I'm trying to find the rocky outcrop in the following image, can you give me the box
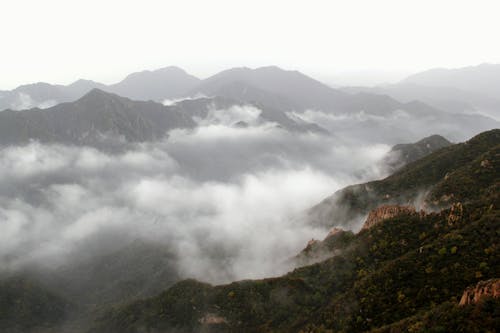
[199,313,228,325]
[459,278,500,306]
[361,205,418,230]
[324,227,344,240]
[447,202,464,225]
[303,239,320,252]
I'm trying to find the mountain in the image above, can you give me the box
[0,89,328,148]
[1,65,497,145]
[38,240,180,311]
[0,89,196,147]
[187,67,498,143]
[0,67,200,111]
[169,95,328,134]
[341,63,500,120]
[107,66,200,102]
[88,129,500,333]
[382,134,452,171]
[191,66,354,112]
[342,82,500,119]
[307,129,499,229]
[402,63,500,98]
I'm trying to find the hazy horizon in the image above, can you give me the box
[2,0,500,89]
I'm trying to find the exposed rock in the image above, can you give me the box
[324,227,344,240]
[199,313,228,325]
[362,205,418,230]
[304,239,320,251]
[480,159,492,168]
[447,202,464,225]
[459,278,500,306]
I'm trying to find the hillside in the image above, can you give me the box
[308,129,499,229]
[382,134,452,172]
[0,276,71,332]
[88,129,500,333]
[0,89,196,147]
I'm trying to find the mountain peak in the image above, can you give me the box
[68,79,102,87]
[77,88,124,104]
[122,66,197,81]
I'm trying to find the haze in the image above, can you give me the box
[1,0,500,88]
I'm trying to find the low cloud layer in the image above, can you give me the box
[290,109,496,143]
[8,92,58,110]
[0,117,390,283]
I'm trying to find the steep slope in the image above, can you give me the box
[0,276,71,332]
[308,129,499,229]
[88,129,500,333]
[0,89,196,147]
[42,240,181,309]
[382,134,452,171]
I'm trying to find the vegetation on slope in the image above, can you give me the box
[0,277,71,332]
[89,129,500,333]
[307,129,500,229]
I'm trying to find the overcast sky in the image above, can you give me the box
[1,0,499,89]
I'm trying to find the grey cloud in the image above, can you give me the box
[0,118,389,284]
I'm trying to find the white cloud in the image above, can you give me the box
[0,121,390,283]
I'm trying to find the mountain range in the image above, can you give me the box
[342,63,500,120]
[0,65,498,147]
[0,66,199,111]
[1,129,497,333]
[0,64,499,333]
[87,129,500,333]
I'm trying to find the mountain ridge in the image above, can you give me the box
[87,129,500,333]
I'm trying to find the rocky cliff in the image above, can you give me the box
[362,205,419,230]
[459,278,500,306]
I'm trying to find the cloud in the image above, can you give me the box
[290,108,497,143]
[194,104,263,126]
[10,92,57,110]
[0,118,390,284]
[162,93,208,106]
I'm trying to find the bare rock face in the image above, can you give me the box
[459,278,500,306]
[199,313,228,325]
[304,239,320,252]
[362,205,417,230]
[324,227,344,240]
[447,202,464,225]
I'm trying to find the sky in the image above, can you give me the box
[1,0,499,89]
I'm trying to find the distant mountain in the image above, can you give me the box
[89,129,500,333]
[191,66,354,112]
[108,66,200,102]
[0,67,200,111]
[0,89,196,147]
[1,65,497,144]
[188,67,498,142]
[382,134,452,171]
[402,63,500,98]
[0,89,327,147]
[342,82,500,119]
